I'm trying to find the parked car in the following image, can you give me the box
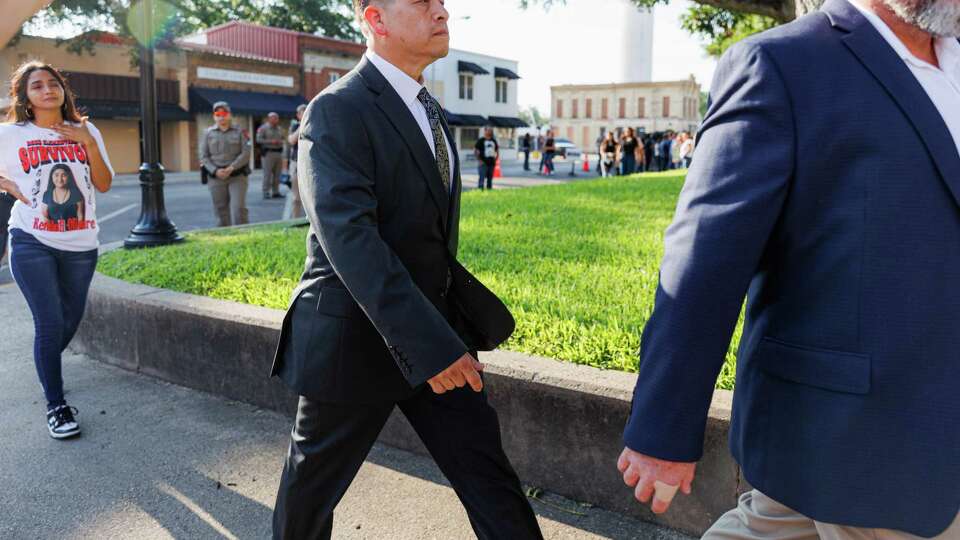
[553,138,582,161]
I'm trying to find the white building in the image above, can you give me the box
[424,49,527,161]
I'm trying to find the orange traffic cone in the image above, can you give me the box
[582,156,590,172]
[494,157,502,178]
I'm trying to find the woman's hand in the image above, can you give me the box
[51,117,96,147]
[0,174,30,205]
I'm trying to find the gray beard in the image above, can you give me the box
[881,0,960,37]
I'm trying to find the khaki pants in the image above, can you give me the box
[262,151,283,196]
[208,175,248,227]
[704,490,960,540]
[289,158,303,219]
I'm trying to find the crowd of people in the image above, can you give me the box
[598,129,695,176]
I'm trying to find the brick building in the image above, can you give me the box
[551,77,702,151]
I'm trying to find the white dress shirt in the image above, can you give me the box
[366,51,455,186]
[849,0,960,155]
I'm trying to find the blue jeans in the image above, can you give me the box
[9,229,98,408]
[543,152,555,174]
[621,155,636,176]
[478,162,495,189]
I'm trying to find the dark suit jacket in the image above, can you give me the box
[271,56,514,404]
[624,0,960,535]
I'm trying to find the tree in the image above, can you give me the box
[680,5,779,58]
[519,106,549,128]
[18,0,359,55]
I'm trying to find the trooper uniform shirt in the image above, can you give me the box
[256,124,285,151]
[200,125,250,174]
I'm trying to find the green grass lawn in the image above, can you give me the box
[98,170,741,390]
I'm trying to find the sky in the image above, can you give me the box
[26,0,718,114]
[444,0,718,112]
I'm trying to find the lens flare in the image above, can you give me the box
[127,0,179,48]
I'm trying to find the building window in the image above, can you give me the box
[618,98,626,119]
[459,74,474,100]
[572,99,579,119]
[663,96,670,118]
[495,79,508,103]
[556,99,564,118]
[585,98,592,119]
[582,126,590,149]
[329,72,340,84]
[566,126,574,140]
[638,97,646,118]
[602,98,609,119]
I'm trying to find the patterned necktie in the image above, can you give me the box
[416,88,451,193]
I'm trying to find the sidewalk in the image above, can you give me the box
[0,283,693,540]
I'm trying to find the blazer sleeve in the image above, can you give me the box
[623,41,796,462]
[298,92,468,387]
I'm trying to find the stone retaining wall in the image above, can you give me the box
[73,273,745,536]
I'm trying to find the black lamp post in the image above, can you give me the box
[124,0,182,248]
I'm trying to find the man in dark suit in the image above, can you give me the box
[618,0,960,537]
[269,1,543,539]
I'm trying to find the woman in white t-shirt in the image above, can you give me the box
[0,61,114,439]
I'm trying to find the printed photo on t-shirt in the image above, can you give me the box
[17,136,96,233]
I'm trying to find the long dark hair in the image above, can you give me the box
[6,61,83,124]
[43,164,81,204]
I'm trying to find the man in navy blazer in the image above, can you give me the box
[618,0,960,537]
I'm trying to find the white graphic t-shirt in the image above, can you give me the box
[0,121,113,252]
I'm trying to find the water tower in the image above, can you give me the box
[618,1,654,83]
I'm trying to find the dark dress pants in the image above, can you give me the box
[273,383,544,540]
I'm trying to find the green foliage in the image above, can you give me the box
[680,4,778,58]
[518,0,667,10]
[20,0,359,56]
[519,106,549,128]
[98,173,743,390]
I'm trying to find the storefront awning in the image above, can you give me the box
[443,109,464,125]
[78,100,192,121]
[457,61,489,75]
[488,116,528,128]
[189,87,307,117]
[446,112,488,127]
[494,67,521,80]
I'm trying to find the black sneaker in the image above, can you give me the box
[47,405,80,439]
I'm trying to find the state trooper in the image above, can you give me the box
[199,101,251,227]
[256,111,285,200]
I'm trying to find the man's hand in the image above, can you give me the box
[215,168,230,180]
[427,353,484,394]
[617,447,696,514]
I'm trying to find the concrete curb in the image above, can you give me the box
[73,273,744,536]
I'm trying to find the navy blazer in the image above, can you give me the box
[624,0,960,535]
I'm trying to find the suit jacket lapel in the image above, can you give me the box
[360,59,451,230]
[825,0,960,208]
